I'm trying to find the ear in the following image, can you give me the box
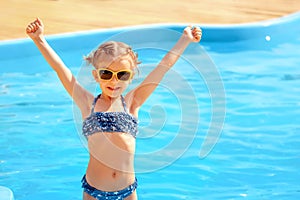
[92,70,99,82]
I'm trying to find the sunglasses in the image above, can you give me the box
[96,68,133,81]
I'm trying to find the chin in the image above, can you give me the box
[103,88,124,98]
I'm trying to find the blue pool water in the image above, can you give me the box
[1,12,300,199]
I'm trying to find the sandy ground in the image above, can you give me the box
[1,0,300,41]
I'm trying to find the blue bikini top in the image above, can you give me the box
[82,94,138,138]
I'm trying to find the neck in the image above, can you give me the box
[100,93,121,102]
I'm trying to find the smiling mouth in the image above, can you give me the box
[107,86,121,91]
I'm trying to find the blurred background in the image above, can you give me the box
[1,0,300,40]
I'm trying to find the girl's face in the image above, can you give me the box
[93,54,135,98]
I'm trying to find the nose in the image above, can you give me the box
[110,74,118,82]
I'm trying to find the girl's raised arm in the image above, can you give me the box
[127,26,202,114]
[26,18,93,117]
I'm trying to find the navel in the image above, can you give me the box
[112,171,117,178]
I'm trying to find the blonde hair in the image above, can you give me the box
[84,41,141,70]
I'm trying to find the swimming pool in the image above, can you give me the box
[1,12,300,199]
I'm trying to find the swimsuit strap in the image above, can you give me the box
[121,95,128,113]
[91,94,128,113]
[91,94,101,113]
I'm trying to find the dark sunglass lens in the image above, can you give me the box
[99,70,113,80]
[117,71,131,81]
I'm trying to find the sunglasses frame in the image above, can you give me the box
[96,68,133,81]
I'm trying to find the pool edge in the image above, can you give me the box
[0,11,300,44]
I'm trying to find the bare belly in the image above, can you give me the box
[85,132,136,191]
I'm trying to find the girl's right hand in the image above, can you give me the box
[26,18,44,40]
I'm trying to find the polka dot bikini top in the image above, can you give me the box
[82,94,138,138]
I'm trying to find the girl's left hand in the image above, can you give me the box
[184,25,202,43]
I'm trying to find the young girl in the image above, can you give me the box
[26,18,202,200]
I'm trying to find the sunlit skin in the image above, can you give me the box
[26,18,202,200]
